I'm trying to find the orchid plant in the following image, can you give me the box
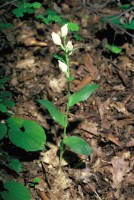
[38,24,99,169]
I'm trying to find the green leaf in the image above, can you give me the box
[26,8,35,14]
[8,158,22,172]
[7,118,46,151]
[0,103,7,112]
[32,2,42,9]
[63,136,93,155]
[33,177,40,183]
[120,4,132,10]
[101,15,134,30]
[0,123,7,140]
[0,77,9,87]
[105,44,122,54]
[68,22,79,32]
[46,9,58,17]
[53,54,66,63]
[0,22,13,31]
[100,15,120,24]
[38,100,65,127]
[12,7,26,18]
[50,15,61,23]
[69,84,99,107]
[1,181,31,200]
[73,33,83,41]
[121,20,134,30]
[35,13,44,20]
[67,76,74,82]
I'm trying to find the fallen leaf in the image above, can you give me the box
[111,156,130,189]
[16,58,35,69]
[23,37,47,47]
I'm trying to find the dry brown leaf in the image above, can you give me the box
[15,58,35,69]
[96,98,110,120]
[111,156,131,189]
[23,37,47,47]
[80,53,100,80]
[110,101,130,116]
[40,145,68,167]
[79,120,100,136]
[118,56,134,71]
[49,75,67,93]
[107,133,123,147]
[75,75,92,91]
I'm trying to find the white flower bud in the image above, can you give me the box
[61,24,68,37]
[58,60,68,73]
[66,41,73,52]
[51,32,62,46]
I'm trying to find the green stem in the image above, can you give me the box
[59,41,71,169]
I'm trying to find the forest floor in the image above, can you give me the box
[0,0,134,199]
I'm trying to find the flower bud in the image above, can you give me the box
[51,32,62,46]
[58,60,68,73]
[66,41,73,52]
[61,24,68,37]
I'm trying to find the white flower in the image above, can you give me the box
[51,32,62,46]
[61,24,68,37]
[66,41,73,52]
[58,60,68,73]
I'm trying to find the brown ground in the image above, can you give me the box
[0,0,134,200]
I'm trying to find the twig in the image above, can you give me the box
[77,0,134,38]
[0,0,17,8]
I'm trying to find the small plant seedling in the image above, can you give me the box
[38,24,99,169]
[12,1,42,18]
[29,177,41,188]
[105,43,122,54]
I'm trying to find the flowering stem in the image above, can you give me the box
[59,46,71,169]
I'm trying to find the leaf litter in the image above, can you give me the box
[0,0,134,199]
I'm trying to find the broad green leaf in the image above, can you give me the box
[101,15,134,30]
[63,136,93,155]
[26,8,35,14]
[121,20,134,30]
[105,44,122,54]
[12,7,25,18]
[0,22,13,31]
[8,158,22,172]
[1,181,31,200]
[32,2,42,9]
[46,9,58,17]
[38,100,65,127]
[0,103,7,112]
[35,13,44,20]
[51,15,61,23]
[0,77,9,87]
[68,22,79,32]
[100,15,120,25]
[120,4,132,10]
[69,84,99,107]
[0,123,7,140]
[73,33,83,41]
[7,118,46,151]
[0,91,12,98]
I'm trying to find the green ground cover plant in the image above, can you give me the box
[0,77,46,200]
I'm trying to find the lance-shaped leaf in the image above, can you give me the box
[69,84,99,107]
[38,100,65,127]
[63,136,93,155]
